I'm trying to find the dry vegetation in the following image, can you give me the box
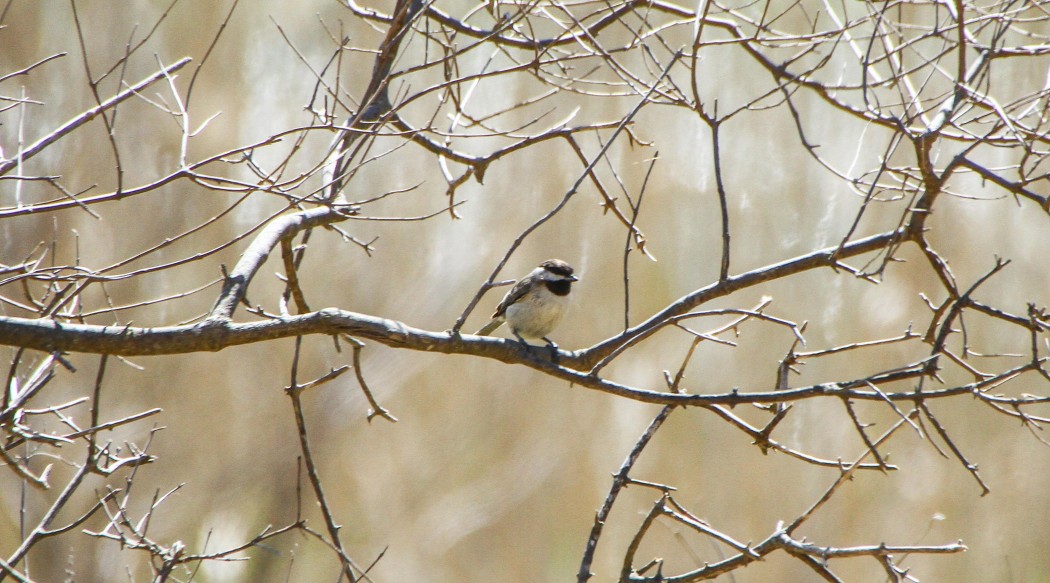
[2,0,1050,581]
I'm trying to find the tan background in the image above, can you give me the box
[2,1,1050,581]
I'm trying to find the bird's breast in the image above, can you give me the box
[504,291,569,338]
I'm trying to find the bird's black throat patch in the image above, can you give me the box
[545,279,573,296]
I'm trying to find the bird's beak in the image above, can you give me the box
[568,275,579,282]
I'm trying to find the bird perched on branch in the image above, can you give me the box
[476,259,578,351]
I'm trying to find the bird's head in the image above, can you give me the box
[539,259,578,283]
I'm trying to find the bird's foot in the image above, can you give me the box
[542,337,560,363]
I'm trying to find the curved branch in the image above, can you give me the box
[573,227,909,369]
[209,205,357,320]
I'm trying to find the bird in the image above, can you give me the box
[476,259,578,351]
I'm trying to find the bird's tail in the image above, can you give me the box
[476,318,504,336]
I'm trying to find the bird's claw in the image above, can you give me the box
[542,337,560,364]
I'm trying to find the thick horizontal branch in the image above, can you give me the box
[3,218,1011,409]
[0,205,1033,407]
[0,306,1034,407]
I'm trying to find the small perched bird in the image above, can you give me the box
[476,259,578,349]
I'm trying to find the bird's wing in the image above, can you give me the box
[491,277,531,318]
[476,279,528,336]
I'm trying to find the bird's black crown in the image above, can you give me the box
[541,259,574,277]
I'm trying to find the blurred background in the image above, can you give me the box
[2,1,1050,581]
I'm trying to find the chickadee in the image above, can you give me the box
[476,259,578,349]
